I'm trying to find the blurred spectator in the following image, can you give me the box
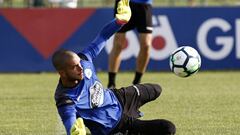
[1,0,12,7]
[104,0,113,6]
[200,0,208,6]
[48,0,61,7]
[25,0,45,8]
[23,0,46,7]
[48,0,78,8]
[63,0,78,8]
[0,0,3,7]
[188,0,195,6]
[33,0,45,7]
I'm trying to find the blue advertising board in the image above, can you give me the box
[0,7,239,72]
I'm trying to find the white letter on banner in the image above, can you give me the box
[197,18,234,60]
[150,15,178,60]
[105,31,139,60]
[236,19,240,59]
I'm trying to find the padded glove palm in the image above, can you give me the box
[71,118,86,135]
[116,0,131,24]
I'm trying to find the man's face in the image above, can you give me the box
[63,54,83,81]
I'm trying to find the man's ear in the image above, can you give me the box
[58,70,66,78]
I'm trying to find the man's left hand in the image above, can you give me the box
[71,118,86,135]
[115,0,131,24]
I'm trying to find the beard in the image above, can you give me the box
[66,72,83,82]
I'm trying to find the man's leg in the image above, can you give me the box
[129,119,176,135]
[108,33,126,88]
[113,83,162,118]
[129,84,176,135]
[134,83,161,106]
[111,83,169,134]
[133,33,152,84]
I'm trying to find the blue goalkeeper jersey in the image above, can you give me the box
[132,0,152,4]
[55,19,123,135]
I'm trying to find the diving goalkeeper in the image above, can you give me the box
[52,0,176,134]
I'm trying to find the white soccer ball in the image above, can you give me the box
[169,46,201,77]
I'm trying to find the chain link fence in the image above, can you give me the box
[1,0,240,8]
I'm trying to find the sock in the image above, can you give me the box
[108,72,116,88]
[133,71,143,85]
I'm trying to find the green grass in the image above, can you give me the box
[0,71,240,135]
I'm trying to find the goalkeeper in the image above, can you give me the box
[52,0,176,134]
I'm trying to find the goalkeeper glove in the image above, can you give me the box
[116,0,131,25]
[71,118,86,135]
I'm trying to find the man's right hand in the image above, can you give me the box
[115,0,131,25]
[71,118,86,135]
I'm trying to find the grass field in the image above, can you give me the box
[0,71,240,135]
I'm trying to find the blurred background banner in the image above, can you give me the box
[0,7,239,72]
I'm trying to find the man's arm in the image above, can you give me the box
[58,105,86,135]
[80,0,131,61]
[80,20,122,62]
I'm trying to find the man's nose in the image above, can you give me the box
[77,64,83,71]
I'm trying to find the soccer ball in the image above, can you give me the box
[169,46,201,77]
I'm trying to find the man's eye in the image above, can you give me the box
[68,65,75,69]
[74,65,79,69]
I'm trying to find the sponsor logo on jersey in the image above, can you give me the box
[89,81,104,108]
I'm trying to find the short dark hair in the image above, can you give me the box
[51,49,75,71]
